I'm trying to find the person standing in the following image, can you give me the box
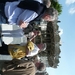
[0,0,56,28]
[1,57,46,75]
[1,59,36,75]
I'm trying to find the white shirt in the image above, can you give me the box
[5,0,43,26]
[26,44,40,57]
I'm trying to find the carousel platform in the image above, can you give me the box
[0,24,27,47]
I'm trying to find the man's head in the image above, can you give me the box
[43,0,51,8]
[42,7,58,21]
[35,62,46,71]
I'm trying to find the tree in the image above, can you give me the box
[50,0,62,15]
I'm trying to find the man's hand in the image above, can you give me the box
[19,20,28,28]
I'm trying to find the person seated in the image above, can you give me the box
[26,43,47,57]
[0,41,47,60]
[26,30,41,41]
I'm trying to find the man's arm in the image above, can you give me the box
[19,20,29,28]
[17,10,38,28]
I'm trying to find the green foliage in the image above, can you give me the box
[50,0,63,15]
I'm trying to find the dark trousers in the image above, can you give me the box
[0,42,9,55]
[0,3,8,24]
[0,0,18,3]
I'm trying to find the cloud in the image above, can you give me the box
[65,0,75,14]
[69,7,75,14]
[66,0,75,5]
[59,28,63,36]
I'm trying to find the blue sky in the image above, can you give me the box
[46,0,75,75]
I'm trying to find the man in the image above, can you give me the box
[1,57,45,75]
[1,59,36,75]
[24,43,47,57]
[43,0,51,8]
[0,0,56,29]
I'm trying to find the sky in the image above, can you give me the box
[46,0,75,75]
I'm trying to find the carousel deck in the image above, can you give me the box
[0,24,27,47]
[0,24,27,61]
